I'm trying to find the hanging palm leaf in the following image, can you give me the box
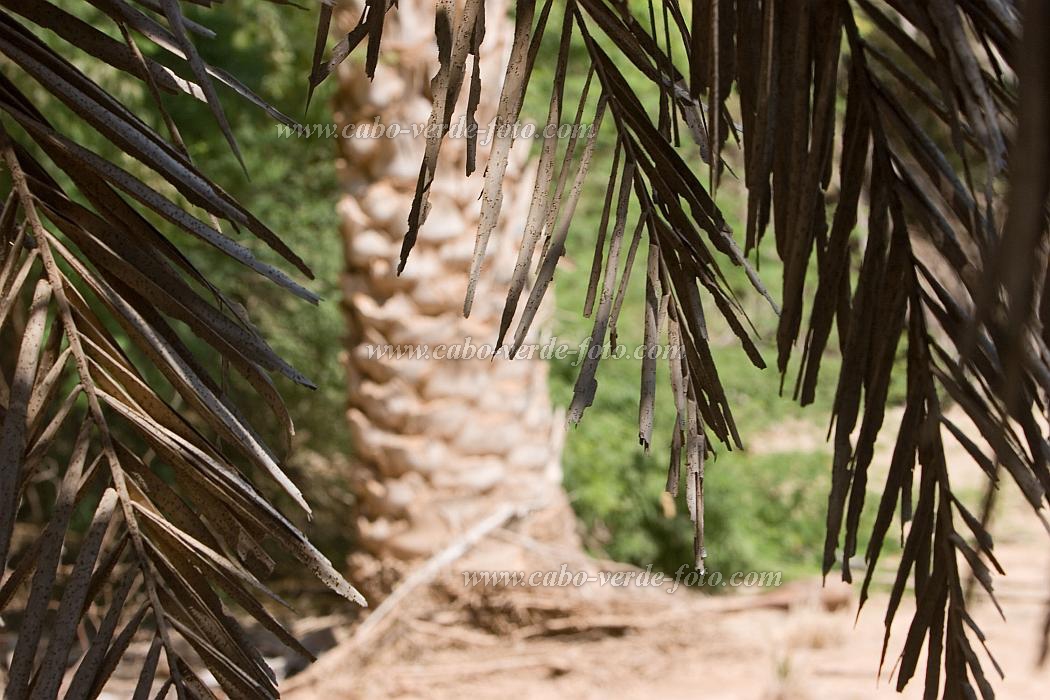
[0,1,364,698]
[312,0,1048,697]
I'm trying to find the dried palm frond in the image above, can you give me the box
[0,1,363,698]
[313,0,1048,696]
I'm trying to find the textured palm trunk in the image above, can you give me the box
[335,0,570,601]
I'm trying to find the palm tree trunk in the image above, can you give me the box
[335,0,571,601]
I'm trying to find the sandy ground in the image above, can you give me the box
[280,407,1050,699]
[281,529,1048,699]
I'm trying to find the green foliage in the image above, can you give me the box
[546,187,846,578]
[172,0,350,460]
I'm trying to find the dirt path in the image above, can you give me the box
[284,410,1050,699]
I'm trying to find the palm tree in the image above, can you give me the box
[0,1,1045,699]
[332,0,570,601]
[314,1,1049,697]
